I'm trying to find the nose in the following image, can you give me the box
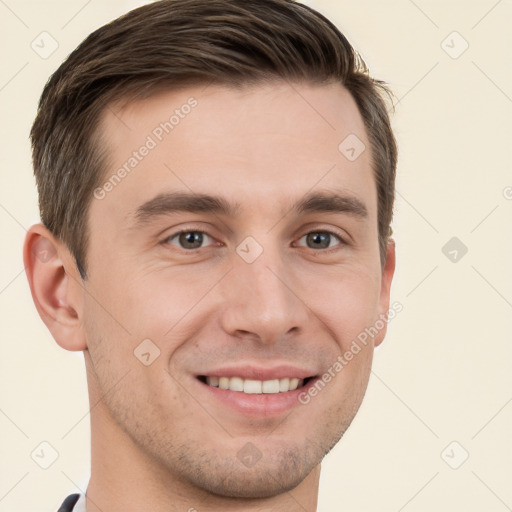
[218,240,309,344]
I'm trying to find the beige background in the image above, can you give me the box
[1,0,511,511]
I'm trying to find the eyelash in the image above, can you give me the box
[162,227,348,253]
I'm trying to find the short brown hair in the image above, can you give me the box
[31,0,397,280]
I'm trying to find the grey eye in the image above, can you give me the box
[297,231,342,250]
[166,231,213,250]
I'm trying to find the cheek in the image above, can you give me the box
[83,267,206,394]
[309,267,381,351]
[83,296,187,415]
[294,266,380,409]
[118,265,219,336]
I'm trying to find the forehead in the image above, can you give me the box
[93,81,376,227]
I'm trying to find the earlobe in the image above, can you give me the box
[23,224,87,351]
[374,238,396,348]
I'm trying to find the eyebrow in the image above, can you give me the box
[128,189,368,228]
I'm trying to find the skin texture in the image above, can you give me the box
[24,81,395,512]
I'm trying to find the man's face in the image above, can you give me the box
[82,81,394,497]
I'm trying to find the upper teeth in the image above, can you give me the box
[205,376,304,394]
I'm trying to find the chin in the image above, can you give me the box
[176,438,324,499]
[197,465,309,499]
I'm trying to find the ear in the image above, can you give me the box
[374,238,396,348]
[23,223,87,351]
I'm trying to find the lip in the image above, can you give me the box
[196,364,317,381]
[193,372,320,418]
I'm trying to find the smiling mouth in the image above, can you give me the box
[197,375,316,394]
